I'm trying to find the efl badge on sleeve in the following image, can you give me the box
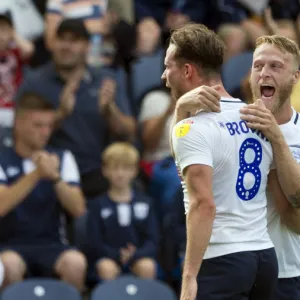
[175,123,191,138]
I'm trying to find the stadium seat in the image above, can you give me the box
[221,51,253,94]
[1,278,82,300]
[90,275,177,300]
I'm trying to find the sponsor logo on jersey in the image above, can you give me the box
[182,119,194,124]
[175,123,191,138]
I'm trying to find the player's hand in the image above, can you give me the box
[240,99,283,142]
[176,85,221,117]
[32,151,60,181]
[180,276,197,300]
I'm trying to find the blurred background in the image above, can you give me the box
[0,0,299,299]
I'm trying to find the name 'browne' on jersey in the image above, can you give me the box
[172,106,274,260]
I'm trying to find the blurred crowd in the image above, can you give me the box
[0,0,300,298]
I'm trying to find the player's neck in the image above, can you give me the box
[108,186,132,203]
[203,77,233,99]
[273,102,293,125]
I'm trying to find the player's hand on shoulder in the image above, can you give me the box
[176,85,221,117]
[32,151,60,181]
[240,99,283,142]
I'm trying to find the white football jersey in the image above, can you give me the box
[267,108,300,278]
[172,107,274,259]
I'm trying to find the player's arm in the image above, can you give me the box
[183,164,215,278]
[0,169,41,216]
[54,151,86,218]
[270,136,300,209]
[241,100,300,208]
[268,170,300,233]
[174,86,221,124]
[172,118,217,280]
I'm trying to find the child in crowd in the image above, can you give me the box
[0,10,34,127]
[87,142,159,280]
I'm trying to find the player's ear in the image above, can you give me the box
[292,69,300,85]
[184,63,193,79]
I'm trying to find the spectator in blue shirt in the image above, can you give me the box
[16,19,136,198]
[87,142,159,280]
[0,92,87,291]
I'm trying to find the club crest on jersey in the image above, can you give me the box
[175,123,191,138]
[218,121,226,129]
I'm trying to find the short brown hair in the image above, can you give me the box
[256,35,300,67]
[102,142,140,167]
[16,92,54,114]
[169,23,225,75]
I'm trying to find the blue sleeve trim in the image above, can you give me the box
[294,112,299,125]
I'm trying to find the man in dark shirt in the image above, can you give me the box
[16,19,136,198]
[0,92,86,291]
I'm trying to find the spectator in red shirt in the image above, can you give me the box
[0,10,34,127]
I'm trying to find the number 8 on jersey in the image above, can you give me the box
[236,138,262,201]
